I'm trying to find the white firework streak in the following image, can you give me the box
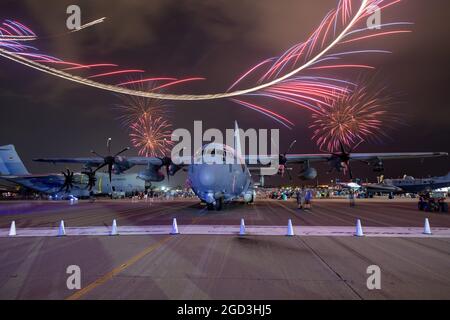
[0,0,372,101]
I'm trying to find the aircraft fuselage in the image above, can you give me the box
[186,143,255,208]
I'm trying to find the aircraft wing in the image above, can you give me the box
[119,157,165,166]
[0,174,65,191]
[33,157,166,166]
[363,183,404,193]
[34,152,447,166]
[33,157,105,165]
[245,154,326,164]
[344,152,448,161]
[283,152,448,163]
[246,152,447,164]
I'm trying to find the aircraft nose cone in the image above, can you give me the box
[199,166,216,187]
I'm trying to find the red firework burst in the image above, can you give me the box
[129,113,173,157]
[309,83,399,152]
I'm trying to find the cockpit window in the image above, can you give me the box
[194,143,243,165]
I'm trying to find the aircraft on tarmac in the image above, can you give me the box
[0,144,148,198]
[371,173,450,196]
[31,122,448,210]
[339,172,450,197]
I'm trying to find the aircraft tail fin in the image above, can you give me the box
[0,145,30,176]
[0,155,9,175]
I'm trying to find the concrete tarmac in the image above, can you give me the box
[0,198,449,299]
[1,198,450,228]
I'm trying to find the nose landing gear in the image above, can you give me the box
[207,197,223,211]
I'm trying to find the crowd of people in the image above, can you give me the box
[418,195,449,213]
[258,186,449,214]
[128,189,197,201]
[260,187,317,210]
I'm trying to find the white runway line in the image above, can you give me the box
[1,225,450,238]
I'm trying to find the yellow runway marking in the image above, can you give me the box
[65,235,173,300]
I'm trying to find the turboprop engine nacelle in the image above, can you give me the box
[112,156,133,174]
[137,166,165,182]
[299,167,318,180]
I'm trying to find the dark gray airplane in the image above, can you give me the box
[340,172,450,196]
[366,173,450,195]
[0,144,147,198]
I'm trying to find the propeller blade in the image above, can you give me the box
[86,180,94,190]
[286,140,297,154]
[278,140,297,181]
[114,147,130,157]
[348,165,354,180]
[82,170,97,191]
[107,138,112,156]
[287,168,292,181]
[58,169,75,193]
[91,140,131,179]
[108,163,113,183]
[91,150,104,158]
[93,162,107,173]
[339,140,346,154]
[159,157,172,181]
[89,178,96,190]
[350,139,364,153]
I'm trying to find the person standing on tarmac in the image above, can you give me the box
[296,189,303,210]
[349,189,356,207]
[304,188,313,210]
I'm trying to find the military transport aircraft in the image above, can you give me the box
[366,173,450,196]
[376,173,450,194]
[339,172,450,197]
[31,122,448,210]
[0,144,147,198]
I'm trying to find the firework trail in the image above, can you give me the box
[129,113,173,157]
[309,80,400,152]
[0,0,410,127]
[72,17,107,33]
[0,17,106,42]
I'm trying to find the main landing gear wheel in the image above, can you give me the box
[214,197,223,211]
[207,198,224,211]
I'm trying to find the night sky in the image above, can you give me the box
[1,0,449,185]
